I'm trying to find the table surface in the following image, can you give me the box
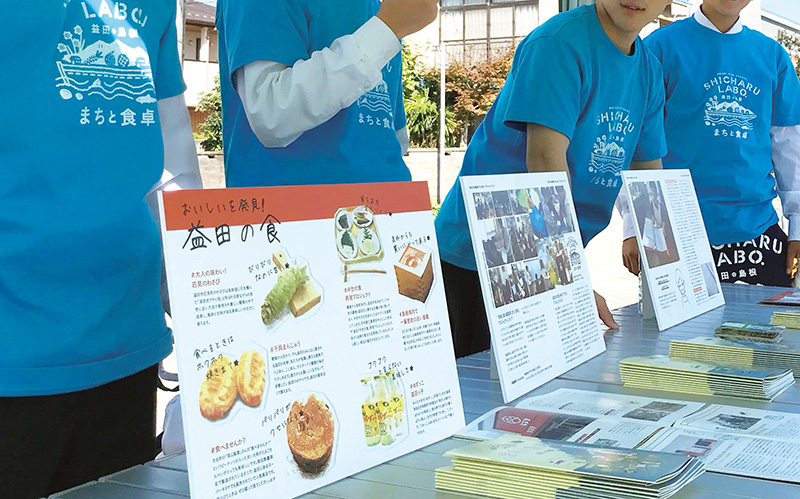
[52,283,800,499]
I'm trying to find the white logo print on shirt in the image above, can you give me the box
[588,107,635,188]
[702,73,760,139]
[357,60,395,130]
[55,1,157,128]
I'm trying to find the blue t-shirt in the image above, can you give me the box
[0,1,184,395]
[216,0,410,187]
[435,5,667,270]
[646,18,800,245]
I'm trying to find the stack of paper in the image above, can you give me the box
[436,434,705,499]
[760,290,800,306]
[670,336,800,377]
[713,321,784,343]
[619,355,794,401]
[771,311,800,329]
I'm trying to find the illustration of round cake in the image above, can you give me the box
[286,394,335,476]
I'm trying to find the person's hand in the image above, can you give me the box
[595,291,619,329]
[786,240,800,277]
[377,0,439,40]
[622,237,640,276]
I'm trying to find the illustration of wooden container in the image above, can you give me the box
[394,246,433,302]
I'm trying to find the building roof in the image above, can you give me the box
[762,0,800,26]
[186,0,215,27]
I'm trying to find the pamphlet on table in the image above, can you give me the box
[771,311,800,329]
[619,355,794,401]
[159,182,464,499]
[461,172,606,402]
[622,169,724,330]
[457,388,704,447]
[458,388,800,483]
[436,433,705,499]
[642,404,800,482]
[670,336,800,375]
[761,289,800,306]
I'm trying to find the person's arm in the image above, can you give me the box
[146,94,203,314]
[630,159,662,170]
[235,0,437,148]
[525,123,569,174]
[771,125,800,275]
[525,123,618,329]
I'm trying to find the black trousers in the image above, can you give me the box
[442,260,492,358]
[0,365,159,498]
[711,223,793,287]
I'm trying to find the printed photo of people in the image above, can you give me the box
[509,189,530,215]
[471,187,579,307]
[491,190,513,217]
[526,188,549,239]
[473,192,495,220]
[629,181,680,269]
[540,186,575,237]
[524,258,553,295]
[549,236,574,286]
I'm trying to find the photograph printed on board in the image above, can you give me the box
[629,181,680,269]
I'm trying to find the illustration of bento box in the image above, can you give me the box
[335,205,384,263]
[394,246,433,302]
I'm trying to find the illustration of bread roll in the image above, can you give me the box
[199,356,238,421]
[236,350,265,407]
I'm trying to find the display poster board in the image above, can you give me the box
[622,169,724,330]
[461,172,606,402]
[159,182,464,499]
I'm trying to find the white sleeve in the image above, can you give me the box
[771,125,800,241]
[615,190,636,240]
[146,93,203,314]
[235,16,402,148]
[397,125,409,156]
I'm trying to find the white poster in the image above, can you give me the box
[159,182,464,499]
[622,169,724,330]
[461,172,606,402]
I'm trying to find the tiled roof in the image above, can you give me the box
[186,0,216,27]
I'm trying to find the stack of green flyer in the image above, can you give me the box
[435,434,705,499]
[619,355,794,401]
[713,321,784,343]
[669,336,800,376]
[771,311,800,329]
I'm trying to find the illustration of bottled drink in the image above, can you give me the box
[360,377,381,446]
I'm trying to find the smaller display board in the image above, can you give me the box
[622,169,724,330]
[461,172,606,402]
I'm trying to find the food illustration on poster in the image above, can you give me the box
[260,250,323,328]
[361,371,407,447]
[336,205,384,263]
[160,182,464,499]
[395,245,434,303]
[286,393,338,479]
[199,349,267,422]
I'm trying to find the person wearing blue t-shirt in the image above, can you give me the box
[435,0,670,358]
[621,0,800,287]
[216,0,438,188]
[0,2,201,497]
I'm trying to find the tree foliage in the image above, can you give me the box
[443,47,515,137]
[777,30,800,81]
[414,46,515,145]
[197,76,223,151]
[402,44,461,147]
